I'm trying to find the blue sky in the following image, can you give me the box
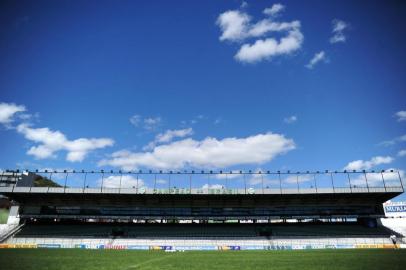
[0,1,405,198]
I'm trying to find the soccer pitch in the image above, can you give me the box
[0,249,405,270]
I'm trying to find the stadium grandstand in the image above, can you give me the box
[0,169,405,250]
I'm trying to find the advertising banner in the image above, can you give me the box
[218,246,241,251]
[269,245,292,250]
[37,244,61,248]
[127,245,150,250]
[104,245,126,250]
[14,244,37,249]
[150,246,173,251]
[175,246,217,251]
[240,246,267,250]
[336,244,355,249]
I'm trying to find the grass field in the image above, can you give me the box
[0,249,405,270]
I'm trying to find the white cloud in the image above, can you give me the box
[235,27,303,63]
[284,115,297,124]
[343,156,394,171]
[247,20,301,39]
[379,134,406,147]
[101,175,145,188]
[217,10,251,42]
[144,128,194,150]
[17,123,114,162]
[129,115,142,127]
[395,111,406,122]
[305,51,327,69]
[217,5,303,63]
[330,19,348,44]
[0,102,26,125]
[99,132,295,170]
[214,118,222,125]
[144,117,162,131]
[129,115,162,131]
[263,3,285,17]
[156,128,193,143]
[398,150,406,157]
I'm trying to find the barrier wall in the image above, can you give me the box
[0,243,402,250]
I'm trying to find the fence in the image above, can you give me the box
[0,170,403,195]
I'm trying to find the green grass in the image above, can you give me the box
[0,209,8,224]
[0,249,405,270]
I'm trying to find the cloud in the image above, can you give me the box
[129,115,142,127]
[379,134,406,147]
[130,115,162,131]
[99,132,295,170]
[398,150,406,157]
[395,111,406,122]
[217,5,303,63]
[16,123,114,162]
[143,128,194,150]
[305,51,327,69]
[101,175,145,188]
[284,115,297,124]
[263,3,285,17]
[214,118,222,125]
[217,10,251,42]
[330,19,348,44]
[235,27,303,63]
[156,128,193,143]
[240,1,248,9]
[0,102,26,125]
[343,156,394,171]
[144,117,162,131]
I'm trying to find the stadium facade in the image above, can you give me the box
[0,169,405,250]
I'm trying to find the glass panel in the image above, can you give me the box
[33,171,57,187]
[99,172,124,189]
[207,172,225,190]
[314,173,334,190]
[297,173,316,191]
[65,172,86,188]
[139,173,155,190]
[263,173,280,191]
[83,171,103,189]
[221,172,242,189]
[382,171,402,187]
[280,173,299,191]
[348,172,368,188]
[332,172,351,188]
[365,172,385,188]
[155,173,169,190]
[246,173,262,191]
[168,173,188,191]
[190,173,209,191]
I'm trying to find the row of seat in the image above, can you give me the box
[15,222,393,238]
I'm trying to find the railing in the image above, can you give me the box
[0,169,404,195]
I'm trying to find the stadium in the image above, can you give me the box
[1,0,406,269]
[0,169,405,254]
